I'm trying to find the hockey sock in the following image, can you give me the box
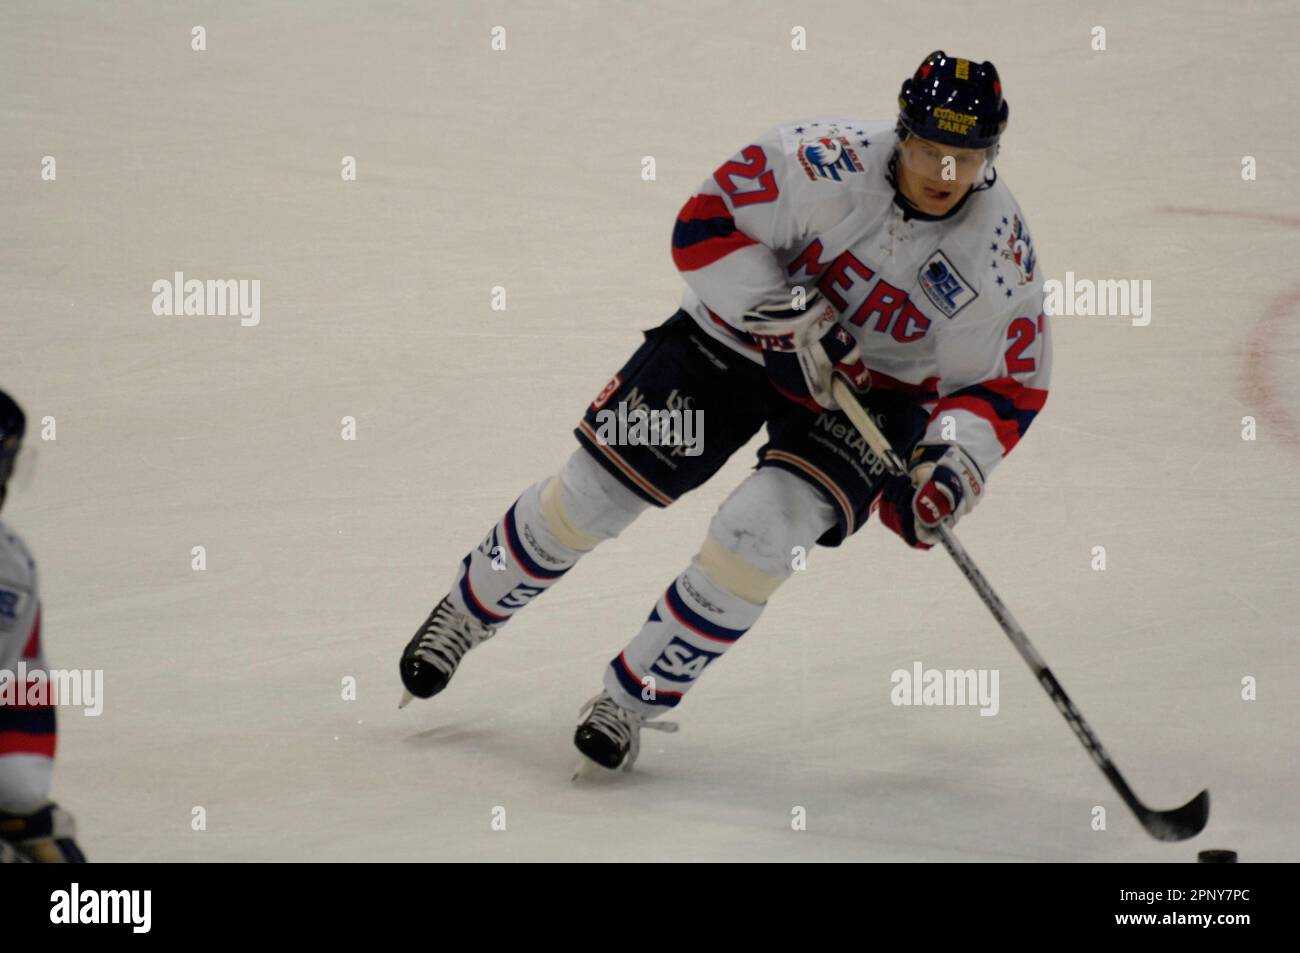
[446,480,585,626]
[604,559,764,717]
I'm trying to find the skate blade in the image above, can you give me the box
[398,690,415,710]
[571,757,616,781]
[571,755,626,781]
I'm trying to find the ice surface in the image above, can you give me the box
[2,0,1297,861]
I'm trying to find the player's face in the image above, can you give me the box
[896,135,988,215]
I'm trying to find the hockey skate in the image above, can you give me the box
[398,596,497,708]
[572,690,678,776]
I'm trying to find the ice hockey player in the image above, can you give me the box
[0,389,85,862]
[400,51,1051,773]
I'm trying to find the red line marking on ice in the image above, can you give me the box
[1245,287,1300,450]
[1160,206,1300,452]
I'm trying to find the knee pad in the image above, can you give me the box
[696,536,784,604]
[700,467,837,601]
[540,448,651,550]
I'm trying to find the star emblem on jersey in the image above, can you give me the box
[998,214,1036,286]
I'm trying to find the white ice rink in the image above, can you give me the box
[3,1,1297,861]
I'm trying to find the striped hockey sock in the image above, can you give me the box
[604,561,764,717]
[446,481,583,627]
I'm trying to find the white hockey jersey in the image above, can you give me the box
[671,118,1051,481]
[0,519,55,813]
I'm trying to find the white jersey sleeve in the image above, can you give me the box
[924,213,1052,481]
[670,123,857,330]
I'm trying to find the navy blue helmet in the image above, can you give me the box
[897,51,1008,152]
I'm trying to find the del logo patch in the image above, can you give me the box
[918,251,977,318]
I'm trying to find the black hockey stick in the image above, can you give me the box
[829,374,1209,842]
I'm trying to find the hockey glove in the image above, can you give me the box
[0,803,86,863]
[875,443,984,549]
[741,290,871,411]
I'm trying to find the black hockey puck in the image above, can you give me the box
[1197,849,1238,863]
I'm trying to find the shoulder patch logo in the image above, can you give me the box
[1000,214,1036,285]
[794,125,864,182]
[918,250,977,318]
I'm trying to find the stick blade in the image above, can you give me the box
[1141,789,1210,842]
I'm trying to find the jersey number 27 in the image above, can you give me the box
[713,146,779,207]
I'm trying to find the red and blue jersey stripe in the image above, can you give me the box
[932,375,1048,455]
[671,194,758,273]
